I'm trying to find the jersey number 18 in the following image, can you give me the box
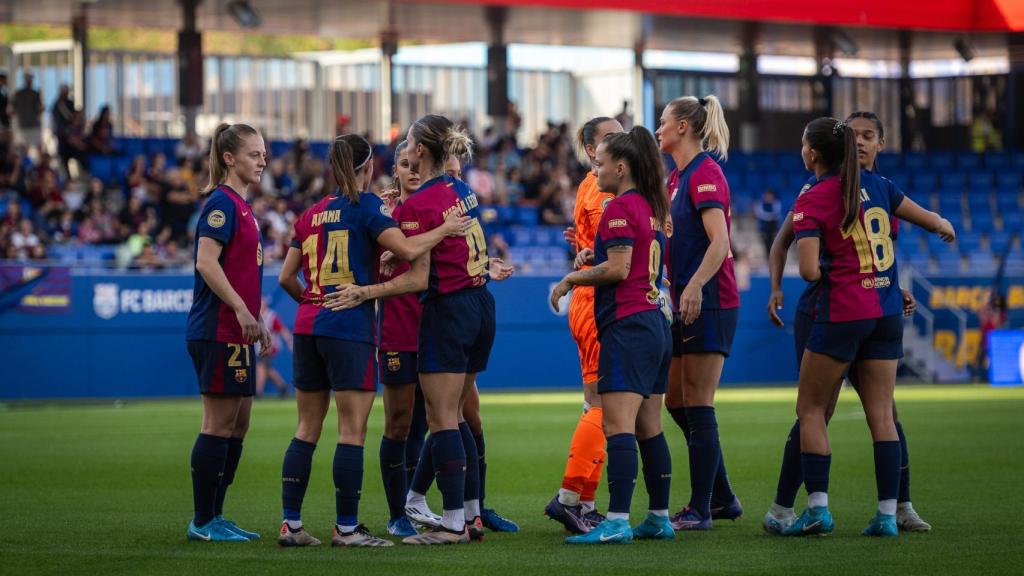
[841,207,895,273]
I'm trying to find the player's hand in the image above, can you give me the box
[767,289,785,327]
[550,279,571,313]
[441,211,473,237]
[489,258,515,281]
[234,307,261,344]
[574,248,594,270]
[379,251,396,277]
[257,324,272,357]
[324,285,370,311]
[679,281,703,326]
[380,187,401,204]
[563,226,577,249]
[902,289,916,317]
[936,218,956,243]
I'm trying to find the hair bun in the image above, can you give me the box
[832,121,847,137]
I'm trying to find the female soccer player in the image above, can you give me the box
[763,111,939,534]
[655,95,741,530]
[780,118,954,537]
[275,134,469,548]
[185,122,269,542]
[545,116,623,534]
[550,126,673,545]
[328,114,513,545]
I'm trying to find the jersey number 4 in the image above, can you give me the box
[841,207,895,273]
[301,230,355,294]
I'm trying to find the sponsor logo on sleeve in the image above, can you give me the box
[401,221,420,230]
[207,210,226,228]
[608,218,628,229]
[697,183,717,194]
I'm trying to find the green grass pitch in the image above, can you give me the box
[2,385,1023,575]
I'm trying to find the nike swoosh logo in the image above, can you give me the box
[599,532,624,542]
[389,462,404,469]
[190,528,211,541]
[654,529,664,536]
[802,520,821,532]
[682,336,697,342]
[242,211,249,216]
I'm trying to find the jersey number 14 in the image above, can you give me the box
[301,230,355,294]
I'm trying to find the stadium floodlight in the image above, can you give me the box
[832,29,858,56]
[228,0,261,29]
[954,36,976,62]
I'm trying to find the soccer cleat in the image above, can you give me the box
[405,503,443,529]
[670,507,712,531]
[216,515,261,540]
[631,513,675,540]
[187,519,248,542]
[781,506,834,537]
[387,516,418,538]
[896,505,932,532]
[331,524,394,547]
[277,522,322,547]
[402,525,470,545]
[762,508,798,535]
[481,508,520,532]
[862,512,899,537]
[710,497,744,521]
[582,509,606,529]
[544,495,590,534]
[467,516,485,541]
[565,518,633,545]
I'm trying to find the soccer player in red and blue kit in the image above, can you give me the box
[764,111,949,534]
[656,95,742,530]
[331,115,513,545]
[550,127,673,545]
[275,134,469,548]
[781,118,955,537]
[185,123,269,542]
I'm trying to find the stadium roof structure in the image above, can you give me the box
[2,0,1021,61]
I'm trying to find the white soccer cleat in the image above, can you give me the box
[405,503,443,529]
[763,508,798,535]
[896,504,932,532]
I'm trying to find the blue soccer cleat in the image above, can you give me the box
[670,507,712,531]
[862,512,898,537]
[187,519,248,542]
[481,508,519,533]
[711,497,744,521]
[545,496,590,534]
[781,506,834,537]
[565,518,633,545]
[387,516,419,538]
[216,515,261,540]
[631,513,675,540]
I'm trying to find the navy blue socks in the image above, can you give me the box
[191,433,229,527]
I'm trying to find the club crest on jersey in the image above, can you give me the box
[697,183,717,194]
[608,218,628,228]
[793,212,805,222]
[380,204,390,216]
[207,210,226,228]
[234,368,248,383]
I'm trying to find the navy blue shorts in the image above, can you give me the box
[598,310,672,398]
[679,308,738,356]
[293,334,377,392]
[380,351,418,386]
[187,340,255,396]
[806,315,905,364]
[419,287,496,374]
[794,310,814,369]
[670,313,683,358]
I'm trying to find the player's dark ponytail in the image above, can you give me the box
[603,127,668,229]
[329,134,372,203]
[205,122,259,195]
[805,117,861,230]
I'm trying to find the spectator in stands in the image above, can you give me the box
[0,73,10,134]
[31,170,65,224]
[160,168,197,242]
[537,169,570,226]
[125,155,148,200]
[175,132,205,169]
[0,133,24,194]
[78,197,117,244]
[614,99,634,130]
[27,151,59,204]
[130,241,164,270]
[3,197,22,229]
[58,110,90,177]
[754,188,783,260]
[12,72,43,152]
[10,217,41,260]
[51,85,74,157]
[975,291,1008,381]
[51,209,78,244]
[87,105,115,155]
[83,176,105,206]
